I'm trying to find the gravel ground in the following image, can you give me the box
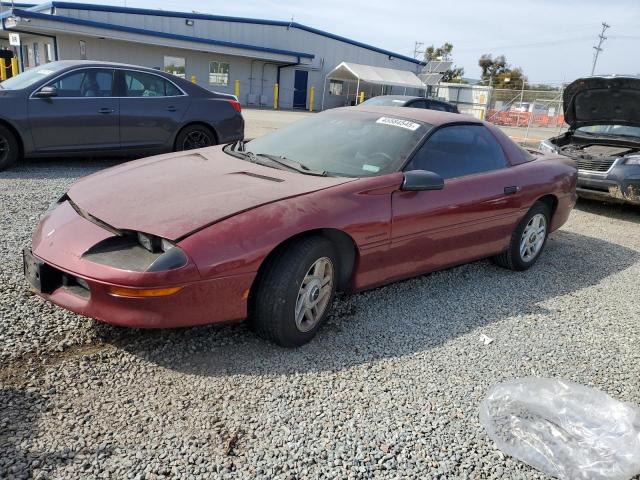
[2,152,640,479]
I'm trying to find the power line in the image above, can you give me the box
[591,22,610,76]
[455,35,593,53]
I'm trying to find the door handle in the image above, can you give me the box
[98,108,115,114]
[504,186,521,195]
[166,106,177,112]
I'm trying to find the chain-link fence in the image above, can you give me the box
[429,83,567,145]
[486,88,564,128]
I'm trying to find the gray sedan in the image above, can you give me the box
[0,60,244,170]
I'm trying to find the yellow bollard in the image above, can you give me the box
[234,79,240,100]
[273,83,279,110]
[11,57,19,77]
[358,91,365,104]
[0,59,6,81]
[190,74,197,84]
[308,86,315,112]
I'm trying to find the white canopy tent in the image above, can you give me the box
[321,61,425,109]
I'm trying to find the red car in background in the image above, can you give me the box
[25,107,577,347]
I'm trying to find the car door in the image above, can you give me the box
[118,69,190,149]
[390,124,525,277]
[28,68,119,152]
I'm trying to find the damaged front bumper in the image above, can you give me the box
[577,164,640,206]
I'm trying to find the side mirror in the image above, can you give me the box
[401,170,444,191]
[34,86,58,98]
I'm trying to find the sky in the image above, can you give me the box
[27,0,640,84]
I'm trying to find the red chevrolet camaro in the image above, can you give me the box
[25,107,577,347]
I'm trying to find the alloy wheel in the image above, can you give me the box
[520,213,547,262]
[182,130,212,150]
[0,136,9,163]
[294,257,334,332]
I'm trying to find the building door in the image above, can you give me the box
[293,70,308,109]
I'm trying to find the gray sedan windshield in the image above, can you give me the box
[243,110,430,177]
[0,63,66,90]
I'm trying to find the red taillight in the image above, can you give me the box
[228,100,241,113]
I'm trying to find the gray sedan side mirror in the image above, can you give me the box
[401,170,444,191]
[34,86,58,98]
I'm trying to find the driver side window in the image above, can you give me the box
[49,69,114,97]
[405,124,508,179]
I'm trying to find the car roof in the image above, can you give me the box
[48,59,170,73]
[351,105,479,127]
[366,95,423,102]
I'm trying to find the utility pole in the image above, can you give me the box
[591,22,610,76]
[413,41,424,61]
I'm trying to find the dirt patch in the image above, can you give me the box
[0,341,114,387]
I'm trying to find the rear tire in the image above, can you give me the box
[0,125,19,171]
[493,202,551,271]
[249,237,338,347]
[174,124,216,151]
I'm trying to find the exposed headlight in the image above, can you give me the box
[137,232,175,253]
[624,155,640,166]
[84,233,188,273]
[538,140,557,154]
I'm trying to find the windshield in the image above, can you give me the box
[0,63,66,90]
[576,125,640,138]
[360,97,407,107]
[242,110,431,177]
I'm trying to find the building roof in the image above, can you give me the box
[26,1,424,65]
[326,62,424,89]
[5,8,316,60]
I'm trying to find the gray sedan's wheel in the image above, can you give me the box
[493,202,551,271]
[249,237,338,347]
[175,124,216,151]
[0,125,19,171]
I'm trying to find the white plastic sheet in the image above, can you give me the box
[479,378,640,480]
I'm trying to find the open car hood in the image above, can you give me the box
[563,76,640,129]
[66,148,353,241]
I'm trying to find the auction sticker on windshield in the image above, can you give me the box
[376,117,421,131]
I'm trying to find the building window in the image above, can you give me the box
[381,85,393,95]
[33,43,40,66]
[22,45,29,68]
[329,80,343,95]
[164,56,186,79]
[209,61,229,86]
[44,43,53,63]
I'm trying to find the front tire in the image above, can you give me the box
[175,124,216,151]
[249,237,338,347]
[493,202,551,271]
[0,125,19,171]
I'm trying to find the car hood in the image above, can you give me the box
[66,147,354,241]
[563,76,640,129]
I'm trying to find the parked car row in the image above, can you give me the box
[9,61,637,346]
[23,98,577,346]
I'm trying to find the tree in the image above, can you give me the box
[478,54,527,89]
[423,42,464,83]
